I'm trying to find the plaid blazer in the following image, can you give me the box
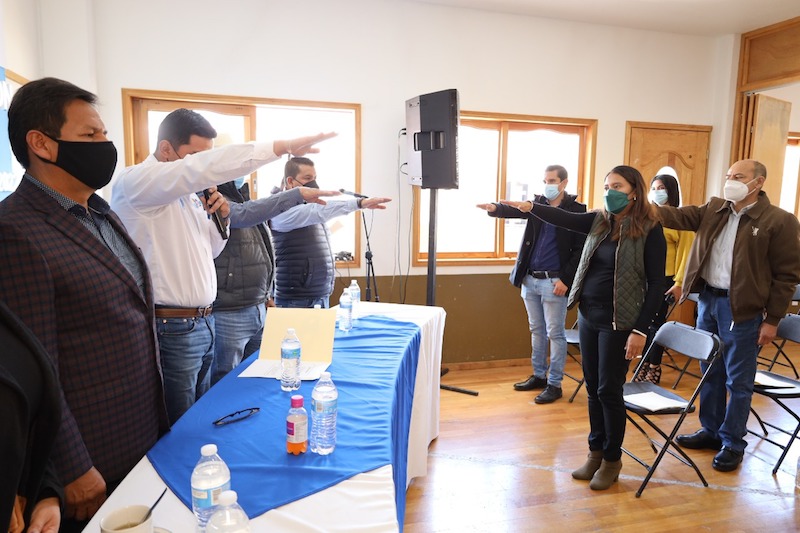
[0,179,168,485]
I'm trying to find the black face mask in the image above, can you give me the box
[39,135,118,190]
[302,179,320,189]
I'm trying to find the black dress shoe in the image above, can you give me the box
[514,375,547,391]
[534,385,563,404]
[675,429,722,450]
[712,447,744,472]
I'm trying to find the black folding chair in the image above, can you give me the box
[747,314,800,474]
[621,321,721,497]
[658,293,702,389]
[564,319,584,402]
[756,302,800,378]
[748,371,800,474]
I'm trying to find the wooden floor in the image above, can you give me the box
[404,353,800,532]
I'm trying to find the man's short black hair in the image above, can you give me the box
[8,77,97,169]
[157,108,217,149]
[284,157,315,179]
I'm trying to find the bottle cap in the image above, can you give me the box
[291,394,304,407]
[320,371,331,380]
[201,443,218,456]
[287,327,296,335]
[351,280,357,284]
[218,490,237,506]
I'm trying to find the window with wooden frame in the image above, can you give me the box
[413,111,596,266]
[122,89,361,266]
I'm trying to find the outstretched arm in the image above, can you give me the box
[499,200,597,234]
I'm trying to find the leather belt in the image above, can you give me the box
[155,305,213,318]
[528,270,560,279]
[704,285,729,298]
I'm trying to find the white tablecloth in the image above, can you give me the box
[84,302,445,532]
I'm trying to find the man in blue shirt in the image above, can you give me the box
[270,157,391,308]
[478,165,587,403]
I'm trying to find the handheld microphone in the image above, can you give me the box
[203,189,229,240]
[339,188,368,199]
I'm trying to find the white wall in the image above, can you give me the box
[3,0,740,277]
[1,0,41,77]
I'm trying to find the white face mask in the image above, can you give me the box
[723,178,755,202]
[543,184,561,200]
[648,189,669,206]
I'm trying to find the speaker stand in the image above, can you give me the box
[427,188,478,396]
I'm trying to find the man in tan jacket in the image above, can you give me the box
[656,159,800,472]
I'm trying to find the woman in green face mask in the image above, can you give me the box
[497,165,666,491]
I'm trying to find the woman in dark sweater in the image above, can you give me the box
[496,165,666,490]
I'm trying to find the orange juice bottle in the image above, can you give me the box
[286,394,308,455]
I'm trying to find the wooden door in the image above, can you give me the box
[739,93,792,202]
[625,122,711,207]
[625,122,712,326]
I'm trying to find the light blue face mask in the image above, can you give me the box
[234,177,246,189]
[648,189,669,206]
[543,184,561,201]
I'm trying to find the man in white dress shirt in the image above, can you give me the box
[111,109,336,423]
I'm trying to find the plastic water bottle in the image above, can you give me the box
[286,394,308,455]
[310,371,338,455]
[280,328,301,391]
[338,289,352,332]
[191,444,231,531]
[206,490,250,533]
[349,280,361,325]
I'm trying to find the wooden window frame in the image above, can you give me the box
[412,110,596,267]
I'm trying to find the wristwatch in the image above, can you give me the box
[357,198,364,208]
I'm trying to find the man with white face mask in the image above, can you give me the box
[477,165,586,404]
[655,159,800,472]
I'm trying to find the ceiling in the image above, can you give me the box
[404,0,800,36]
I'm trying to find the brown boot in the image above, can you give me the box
[572,450,603,480]
[589,459,623,490]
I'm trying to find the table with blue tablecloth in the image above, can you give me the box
[85,302,445,532]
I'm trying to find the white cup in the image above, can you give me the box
[99,504,153,533]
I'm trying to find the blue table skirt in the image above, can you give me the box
[147,315,421,528]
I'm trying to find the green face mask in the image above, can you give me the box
[604,189,630,214]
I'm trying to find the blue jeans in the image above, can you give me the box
[696,289,762,452]
[211,303,267,385]
[157,315,215,425]
[521,275,569,387]
[275,296,330,309]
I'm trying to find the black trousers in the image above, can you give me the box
[578,303,631,461]
[644,275,675,365]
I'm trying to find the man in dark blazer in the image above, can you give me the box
[0,77,168,532]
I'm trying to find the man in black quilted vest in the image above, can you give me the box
[270,157,390,308]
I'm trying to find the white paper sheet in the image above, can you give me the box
[754,371,796,388]
[624,391,688,411]
[238,358,330,381]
